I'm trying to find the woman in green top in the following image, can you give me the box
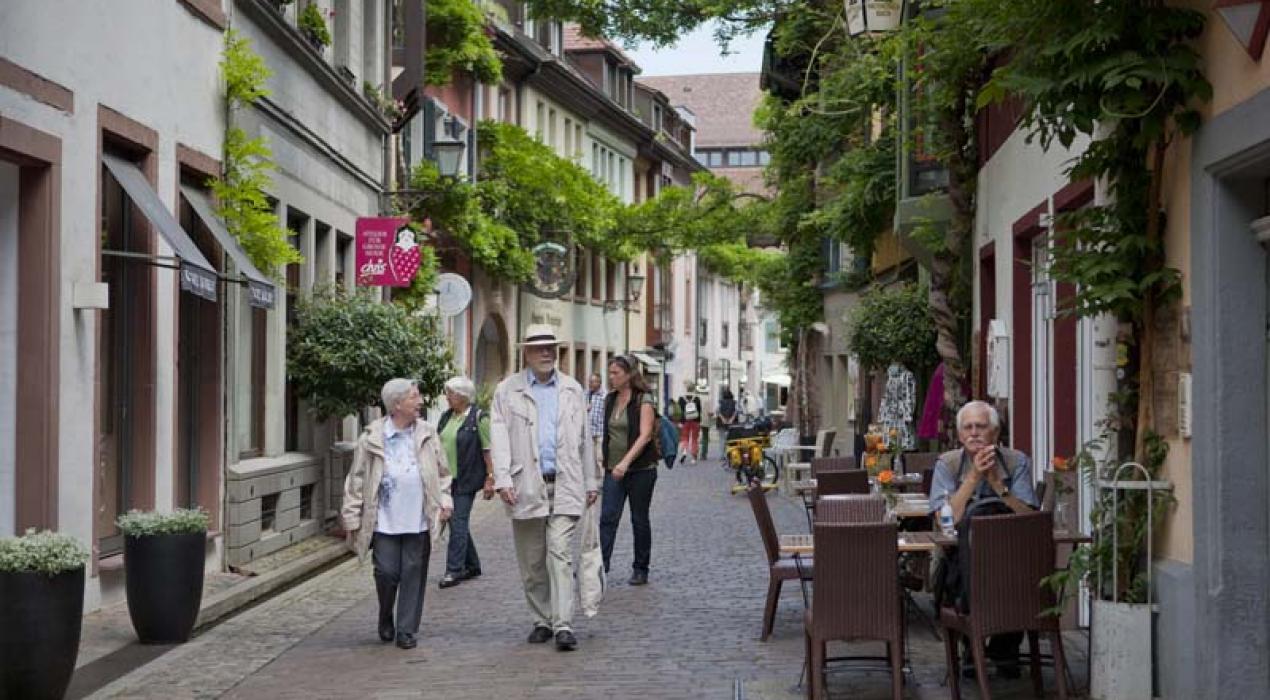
[437,376,494,589]
[599,355,659,586]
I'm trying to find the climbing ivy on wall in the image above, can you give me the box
[212,30,301,276]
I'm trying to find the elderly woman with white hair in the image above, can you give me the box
[341,378,453,650]
[436,376,495,588]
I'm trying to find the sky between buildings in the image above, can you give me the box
[625,21,768,77]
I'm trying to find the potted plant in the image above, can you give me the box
[0,529,88,699]
[1044,432,1174,700]
[297,2,331,50]
[118,508,210,643]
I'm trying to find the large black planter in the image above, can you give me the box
[0,566,84,700]
[124,532,206,644]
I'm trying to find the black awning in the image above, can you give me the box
[180,186,278,309]
[101,154,218,302]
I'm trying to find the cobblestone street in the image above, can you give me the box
[87,441,1084,700]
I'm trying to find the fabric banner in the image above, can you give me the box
[355,217,416,287]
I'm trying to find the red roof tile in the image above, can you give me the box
[637,73,764,149]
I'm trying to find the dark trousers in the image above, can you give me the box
[444,492,481,577]
[599,468,657,574]
[372,532,431,638]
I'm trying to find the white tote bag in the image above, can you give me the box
[578,491,605,617]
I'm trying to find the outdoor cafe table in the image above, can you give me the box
[778,529,1092,556]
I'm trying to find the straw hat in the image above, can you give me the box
[520,323,562,347]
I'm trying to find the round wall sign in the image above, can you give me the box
[436,272,473,316]
[527,240,576,299]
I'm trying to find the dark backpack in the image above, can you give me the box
[933,497,1014,613]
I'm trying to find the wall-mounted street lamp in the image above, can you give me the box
[379,133,468,215]
[1214,0,1270,61]
[604,265,646,311]
[845,0,906,37]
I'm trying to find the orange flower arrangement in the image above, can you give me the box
[865,453,879,470]
[1051,456,1072,472]
[877,469,895,485]
[865,433,883,453]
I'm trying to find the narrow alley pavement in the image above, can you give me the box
[86,442,1084,700]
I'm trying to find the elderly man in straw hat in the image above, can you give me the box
[490,324,597,651]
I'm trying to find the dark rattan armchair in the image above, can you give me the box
[747,483,814,641]
[811,455,857,477]
[939,511,1069,700]
[815,495,886,524]
[804,522,904,700]
[816,469,870,497]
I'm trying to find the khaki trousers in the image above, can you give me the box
[511,483,579,632]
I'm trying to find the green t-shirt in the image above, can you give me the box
[440,410,491,478]
[606,392,656,471]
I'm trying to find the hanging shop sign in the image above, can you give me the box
[356,216,419,287]
[526,239,575,299]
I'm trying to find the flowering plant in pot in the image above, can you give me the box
[0,529,88,699]
[117,508,210,644]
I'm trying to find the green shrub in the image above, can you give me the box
[116,508,210,537]
[287,288,453,419]
[0,529,89,576]
[298,2,332,47]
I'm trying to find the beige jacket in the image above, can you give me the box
[490,370,596,519]
[341,417,454,561]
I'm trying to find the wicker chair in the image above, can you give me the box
[804,522,904,700]
[811,455,857,477]
[816,469,870,497]
[815,495,886,524]
[939,511,1069,700]
[747,484,814,641]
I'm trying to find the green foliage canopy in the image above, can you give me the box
[287,289,453,419]
[407,121,625,283]
[428,0,503,85]
[846,283,939,374]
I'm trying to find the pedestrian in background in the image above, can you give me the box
[341,378,453,649]
[490,325,597,652]
[437,376,494,589]
[599,355,659,586]
[586,373,606,471]
[677,393,702,463]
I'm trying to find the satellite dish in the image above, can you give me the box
[436,273,472,317]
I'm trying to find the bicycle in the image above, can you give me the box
[721,423,779,491]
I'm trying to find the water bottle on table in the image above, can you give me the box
[939,503,957,537]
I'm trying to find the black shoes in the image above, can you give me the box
[440,568,481,588]
[439,573,462,589]
[527,625,553,644]
[555,629,578,651]
[378,620,395,643]
[628,571,649,586]
[395,633,417,649]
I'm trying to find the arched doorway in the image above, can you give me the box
[474,313,509,389]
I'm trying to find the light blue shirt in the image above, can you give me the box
[928,447,1037,515]
[377,418,427,534]
[527,369,560,476]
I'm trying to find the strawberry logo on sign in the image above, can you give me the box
[388,226,421,286]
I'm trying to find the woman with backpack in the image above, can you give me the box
[599,355,659,586]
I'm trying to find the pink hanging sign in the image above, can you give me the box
[355,217,419,287]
